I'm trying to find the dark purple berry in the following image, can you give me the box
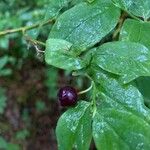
[58,86,78,107]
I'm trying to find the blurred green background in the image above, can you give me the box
[0,0,87,149]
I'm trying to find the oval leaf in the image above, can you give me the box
[135,76,150,108]
[120,19,150,50]
[112,0,150,20]
[93,41,150,84]
[88,66,150,118]
[120,19,150,108]
[93,108,150,150]
[45,0,72,20]
[89,66,150,149]
[45,38,86,70]
[49,0,120,54]
[56,101,92,150]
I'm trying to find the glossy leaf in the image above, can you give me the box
[120,19,150,107]
[89,66,150,150]
[36,0,84,40]
[135,77,150,107]
[93,107,150,150]
[45,38,86,70]
[120,19,150,49]
[44,0,86,21]
[44,0,72,20]
[56,101,92,150]
[49,0,120,54]
[93,41,150,84]
[89,66,150,117]
[112,0,150,20]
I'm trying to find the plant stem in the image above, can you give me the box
[0,19,53,37]
[92,82,97,117]
[113,12,127,39]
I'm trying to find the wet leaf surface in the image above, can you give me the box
[112,0,150,20]
[93,41,150,84]
[56,101,92,150]
[48,0,120,54]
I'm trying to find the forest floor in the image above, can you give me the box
[0,59,60,150]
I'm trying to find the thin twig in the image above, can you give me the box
[0,19,53,36]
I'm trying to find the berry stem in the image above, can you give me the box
[73,71,97,116]
[78,81,93,95]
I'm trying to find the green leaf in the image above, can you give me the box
[92,41,150,84]
[89,66,150,117]
[44,0,72,20]
[89,66,150,150]
[35,0,81,40]
[93,108,150,150]
[49,0,120,54]
[112,0,150,20]
[45,38,86,70]
[0,136,7,149]
[0,87,7,114]
[120,19,150,50]
[44,0,96,21]
[44,66,58,99]
[0,136,20,150]
[35,100,46,112]
[135,77,150,108]
[0,37,9,49]
[7,143,20,150]
[0,69,12,76]
[0,56,9,70]
[56,101,92,150]
[15,129,30,141]
[120,19,150,107]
